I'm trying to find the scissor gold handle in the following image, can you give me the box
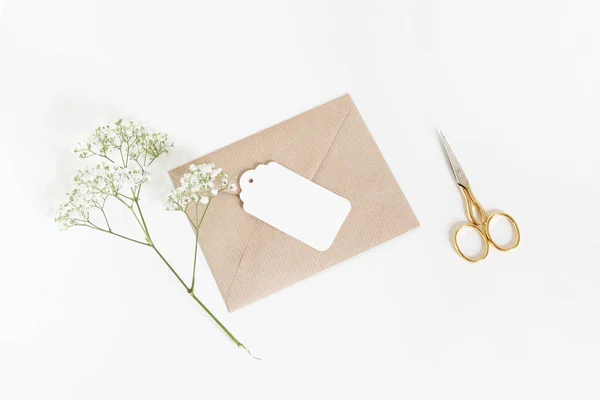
[485,212,520,251]
[453,185,520,263]
[459,185,487,226]
[453,223,489,262]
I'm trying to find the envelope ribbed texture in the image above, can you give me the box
[169,94,419,311]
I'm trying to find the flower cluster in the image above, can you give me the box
[55,163,151,230]
[73,163,150,194]
[55,120,254,355]
[73,119,170,167]
[55,186,101,230]
[166,163,237,211]
[56,120,169,230]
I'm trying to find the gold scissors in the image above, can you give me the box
[439,130,520,262]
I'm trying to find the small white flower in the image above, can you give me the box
[165,163,236,212]
[210,168,222,178]
[72,120,171,168]
[57,120,170,231]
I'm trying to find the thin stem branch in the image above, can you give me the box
[133,198,150,239]
[125,200,151,244]
[100,207,111,231]
[108,230,150,246]
[101,154,115,164]
[134,158,145,172]
[190,227,200,293]
[118,139,126,167]
[82,223,150,247]
[112,193,134,208]
[117,193,135,201]
[190,199,211,293]
[82,147,115,164]
[85,219,103,231]
[124,142,130,167]
[190,292,258,359]
[150,244,189,291]
[189,292,237,344]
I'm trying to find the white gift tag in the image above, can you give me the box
[239,162,351,251]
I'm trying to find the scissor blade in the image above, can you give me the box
[438,130,469,188]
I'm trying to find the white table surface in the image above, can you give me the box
[1,1,598,399]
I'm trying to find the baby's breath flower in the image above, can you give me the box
[166,163,236,211]
[55,186,102,230]
[58,120,168,231]
[73,119,171,168]
[54,163,151,230]
[55,119,252,355]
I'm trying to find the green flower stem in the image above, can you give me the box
[108,231,150,246]
[190,228,200,293]
[189,292,259,359]
[190,199,212,293]
[133,198,151,243]
[150,238,253,356]
[149,244,189,292]
[129,197,252,356]
[88,205,251,355]
[85,224,150,247]
[99,204,111,231]
[133,196,149,232]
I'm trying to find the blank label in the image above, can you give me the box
[239,162,351,251]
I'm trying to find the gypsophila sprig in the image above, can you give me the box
[73,119,170,169]
[165,163,240,299]
[166,163,238,212]
[73,163,151,195]
[55,186,103,230]
[56,120,255,358]
[55,163,151,231]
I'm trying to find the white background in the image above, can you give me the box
[0,1,598,399]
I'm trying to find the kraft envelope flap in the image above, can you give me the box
[169,94,419,311]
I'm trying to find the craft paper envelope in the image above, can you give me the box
[169,94,419,311]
